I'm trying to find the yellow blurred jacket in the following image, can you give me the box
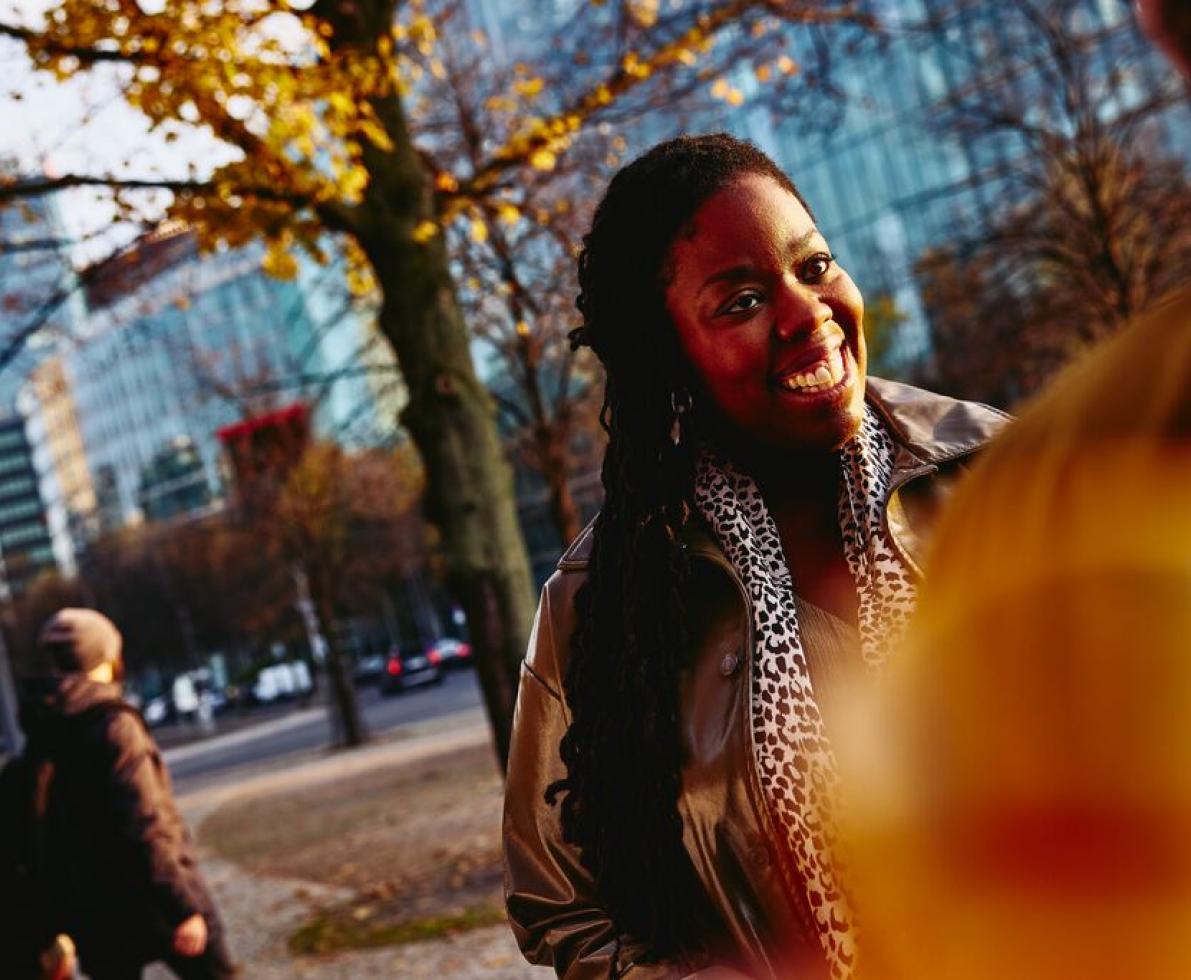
[847,287,1191,979]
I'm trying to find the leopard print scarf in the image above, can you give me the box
[693,405,918,979]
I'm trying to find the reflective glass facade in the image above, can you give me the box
[41,230,396,537]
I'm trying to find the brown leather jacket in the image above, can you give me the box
[503,379,1012,979]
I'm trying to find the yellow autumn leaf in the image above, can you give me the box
[358,117,394,152]
[515,77,544,98]
[726,88,744,106]
[529,148,557,170]
[628,0,659,28]
[711,78,729,99]
[412,220,438,243]
[262,241,299,280]
[435,172,459,192]
[515,320,530,337]
[777,55,798,75]
[339,164,369,200]
[622,52,652,79]
[346,266,376,296]
[470,218,489,243]
[328,91,354,116]
[755,63,772,83]
[496,204,520,225]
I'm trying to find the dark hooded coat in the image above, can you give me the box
[5,673,219,971]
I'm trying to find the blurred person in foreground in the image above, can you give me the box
[2,609,234,979]
[840,2,1191,974]
[502,132,1009,979]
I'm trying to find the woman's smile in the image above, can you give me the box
[772,329,851,395]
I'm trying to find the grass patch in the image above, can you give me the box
[288,901,507,955]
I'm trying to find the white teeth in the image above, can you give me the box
[779,348,846,393]
[827,348,844,383]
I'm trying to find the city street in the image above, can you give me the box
[166,670,485,794]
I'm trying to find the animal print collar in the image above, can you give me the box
[693,405,918,979]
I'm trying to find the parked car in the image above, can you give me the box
[426,637,472,670]
[353,654,388,685]
[379,646,443,695]
[143,696,170,728]
[252,661,313,703]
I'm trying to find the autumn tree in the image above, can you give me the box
[2,518,285,682]
[0,0,878,762]
[267,440,425,746]
[440,46,608,548]
[915,0,1191,405]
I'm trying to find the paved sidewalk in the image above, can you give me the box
[145,710,548,980]
[161,704,324,765]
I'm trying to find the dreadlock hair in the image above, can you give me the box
[547,133,815,962]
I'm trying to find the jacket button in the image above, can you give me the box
[719,652,740,676]
[749,845,771,869]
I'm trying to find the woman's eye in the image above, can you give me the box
[801,253,835,281]
[721,291,764,315]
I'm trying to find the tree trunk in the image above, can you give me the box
[353,145,536,771]
[315,592,368,749]
[538,423,583,549]
[370,289,535,765]
[295,562,367,748]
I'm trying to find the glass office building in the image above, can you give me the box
[0,416,58,598]
[0,181,81,590]
[22,226,398,540]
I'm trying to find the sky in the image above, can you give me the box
[0,0,240,264]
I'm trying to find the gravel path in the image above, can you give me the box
[142,713,550,979]
[149,852,539,979]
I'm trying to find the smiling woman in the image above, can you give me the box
[501,134,1010,979]
[664,172,867,455]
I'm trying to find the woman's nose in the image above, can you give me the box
[773,279,832,342]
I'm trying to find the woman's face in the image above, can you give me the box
[664,173,867,453]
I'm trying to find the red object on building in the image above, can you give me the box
[217,403,311,500]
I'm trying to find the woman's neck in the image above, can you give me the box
[737,444,841,521]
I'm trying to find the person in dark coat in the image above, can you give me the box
[14,608,235,980]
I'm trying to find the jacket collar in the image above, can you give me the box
[557,378,1010,572]
[865,376,1011,473]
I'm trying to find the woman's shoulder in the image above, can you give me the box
[555,517,596,572]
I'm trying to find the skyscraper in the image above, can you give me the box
[19,225,399,544]
[0,177,81,592]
